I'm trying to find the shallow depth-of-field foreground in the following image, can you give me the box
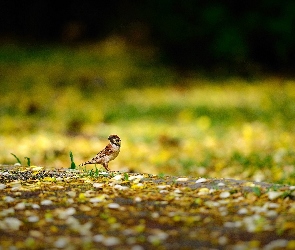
[0,166,295,249]
[1,40,295,185]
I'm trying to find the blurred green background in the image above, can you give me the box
[1,1,295,184]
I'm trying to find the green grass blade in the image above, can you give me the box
[11,153,22,165]
[69,151,76,169]
[24,157,31,166]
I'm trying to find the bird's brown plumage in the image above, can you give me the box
[79,135,121,171]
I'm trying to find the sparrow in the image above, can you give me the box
[79,135,121,171]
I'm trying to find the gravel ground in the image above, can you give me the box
[1,165,295,250]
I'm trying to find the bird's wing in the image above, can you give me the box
[96,143,114,158]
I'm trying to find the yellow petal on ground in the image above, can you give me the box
[198,188,210,195]
[42,177,55,182]
[244,182,256,187]
[131,183,144,189]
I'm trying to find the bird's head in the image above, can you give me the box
[108,134,121,147]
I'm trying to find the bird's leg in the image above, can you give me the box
[103,163,110,171]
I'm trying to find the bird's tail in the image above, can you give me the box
[79,153,102,167]
[79,159,96,166]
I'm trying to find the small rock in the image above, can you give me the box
[27,216,39,223]
[131,245,145,250]
[102,236,121,246]
[15,202,26,210]
[54,237,69,248]
[29,230,43,238]
[79,205,91,212]
[174,189,182,194]
[268,191,283,200]
[93,234,104,242]
[176,177,189,182]
[219,191,230,199]
[134,197,142,202]
[31,204,40,209]
[66,191,76,197]
[157,185,170,189]
[263,239,288,250]
[58,207,76,219]
[112,175,123,181]
[129,175,144,181]
[108,203,120,209]
[217,182,225,187]
[196,178,207,183]
[3,217,23,230]
[218,236,228,245]
[268,202,280,209]
[41,200,53,206]
[0,208,15,216]
[90,195,105,203]
[93,183,104,188]
[114,184,129,191]
[4,196,15,203]
[237,208,248,215]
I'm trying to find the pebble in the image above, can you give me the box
[174,188,182,194]
[0,208,15,216]
[128,175,144,181]
[66,191,76,197]
[157,185,170,189]
[29,230,43,238]
[15,202,26,210]
[237,208,248,215]
[102,236,121,246]
[90,195,105,203]
[263,239,288,250]
[108,203,121,209]
[268,191,283,200]
[114,184,129,191]
[131,245,145,250]
[54,237,69,248]
[268,202,280,209]
[134,197,142,202]
[218,236,228,245]
[196,178,207,183]
[93,183,104,188]
[2,217,23,230]
[58,207,76,219]
[27,215,39,223]
[41,200,53,206]
[32,204,40,209]
[219,191,230,199]
[176,177,189,182]
[217,182,226,187]
[93,234,104,242]
[112,175,123,181]
[4,196,15,203]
